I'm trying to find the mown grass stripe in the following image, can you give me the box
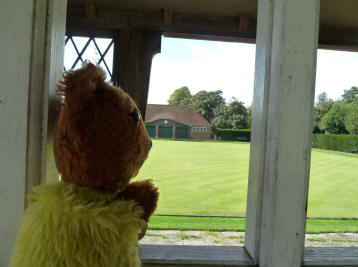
[148,216,358,234]
[136,139,358,218]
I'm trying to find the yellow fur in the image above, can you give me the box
[9,182,145,267]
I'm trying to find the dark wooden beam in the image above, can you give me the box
[163,8,174,25]
[112,29,162,119]
[319,26,358,52]
[66,6,358,51]
[163,32,256,44]
[66,6,256,42]
[66,27,115,38]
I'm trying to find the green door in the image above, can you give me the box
[175,127,188,139]
[146,125,155,137]
[158,126,172,138]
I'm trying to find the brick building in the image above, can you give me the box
[145,104,211,140]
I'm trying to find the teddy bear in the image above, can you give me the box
[9,63,159,267]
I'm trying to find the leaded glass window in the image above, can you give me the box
[64,36,114,80]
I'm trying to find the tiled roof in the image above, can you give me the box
[145,104,211,126]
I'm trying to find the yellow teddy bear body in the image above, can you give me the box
[10,182,145,267]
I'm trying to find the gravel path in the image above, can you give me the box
[140,230,358,247]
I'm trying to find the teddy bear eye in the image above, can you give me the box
[129,110,141,123]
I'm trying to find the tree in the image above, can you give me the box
[345,99,358,134]
[228,99,248,129]
[190,90,225,122]
[341,86,358,104]
[212,105,231,129]
[167,87,248,128]
[312,92,334,133]
[167,86,192,105]
[246,105,252,128]
[212,98,248,129]
[319,101,348,134]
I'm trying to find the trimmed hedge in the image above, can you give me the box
[213,128,251,142]
[213,131,358,151]
[312,134,358,153]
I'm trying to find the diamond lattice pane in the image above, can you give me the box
[72,37,90,52]
[81,41,100,65]
[94,38,112,54]
[64,36,114,80]
[99,61,110,80]
[64,39,78,70]
[104,42,114,75]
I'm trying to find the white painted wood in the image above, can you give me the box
[26,0,66,190]
[139,245,254,266]
[26,0,48,194]
[0,1,34,265]
[42,0,67,184]
[0,0,66,265]
[304,247,358,266]
[244,0,273,260]
[140,245,358,266]
[244,0,320,266]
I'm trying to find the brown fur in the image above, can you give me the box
[117,180,159,222]
[54,62,158,220]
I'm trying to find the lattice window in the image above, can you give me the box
[64,36,114,80]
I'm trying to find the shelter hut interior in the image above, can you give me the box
[1,0,358,266]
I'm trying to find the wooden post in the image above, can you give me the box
[155,125,159,138]
[43,0,67,185]
[0,0,66,265]
[244,0,319,266]
[172,125,176,139]
[112,29,162,119]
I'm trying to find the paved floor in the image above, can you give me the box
[140,230,358,247]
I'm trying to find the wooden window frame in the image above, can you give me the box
[0,0,67,264]
[3,0,358,266]
[139,245,358,266]
[138,0,358,266]
[63,0,358,266]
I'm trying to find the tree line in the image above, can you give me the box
[167,86,358,134]
[167,86,251,129]
[313,86,358,134]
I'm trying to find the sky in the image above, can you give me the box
[148,37,358,106]
[64,36,358,107]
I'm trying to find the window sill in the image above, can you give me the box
[139,245,254,266]
[139,245,358,266]
[304,247,358,266]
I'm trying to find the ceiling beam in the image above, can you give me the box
[66,5,358,51]
[66,6,256,41]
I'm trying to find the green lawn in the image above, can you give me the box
[148,216,358,234]
[135,139,358,218]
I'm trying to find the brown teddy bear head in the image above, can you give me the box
[54,63,151,192]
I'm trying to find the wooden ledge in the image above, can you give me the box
[304,247,358,266]
[140,245,358,266]
[139,245,254,266]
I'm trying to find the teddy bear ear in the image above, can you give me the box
[57,62,106,114]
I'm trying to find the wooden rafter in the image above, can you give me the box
[112,29,162,119]
[67,5,358,51]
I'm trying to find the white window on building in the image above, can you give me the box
[192,127,208,133]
